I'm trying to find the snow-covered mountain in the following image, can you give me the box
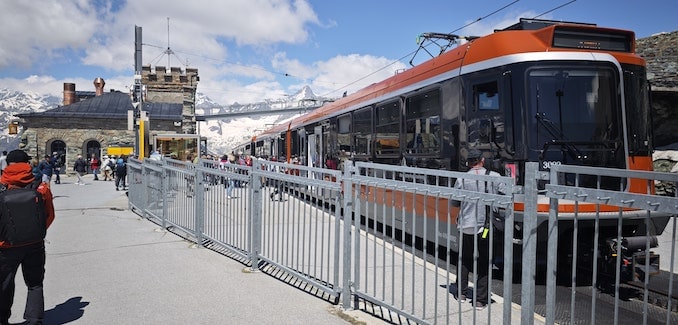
[197,85,326,155]
[0,88,61,150]
[0,85,328,155]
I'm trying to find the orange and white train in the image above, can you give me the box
[238,18,670,276]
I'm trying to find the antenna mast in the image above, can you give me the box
[165,17,173,68]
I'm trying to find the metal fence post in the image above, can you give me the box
[341,161,355,309]
[194,167,205,246]
[161,160,169,229]
[521,162,540,324]
[141,163,149,219]
[545,168,560,325]
[250,159,263,271]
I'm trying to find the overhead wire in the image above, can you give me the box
[140,1,523,99]
[142,1,576,101]
[320,0,520,97]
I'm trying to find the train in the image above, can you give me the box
[235,18,671,280]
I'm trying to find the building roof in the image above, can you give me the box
[17,91,182,120]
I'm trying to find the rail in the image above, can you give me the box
[127,158,678,324]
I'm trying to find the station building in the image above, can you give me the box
[14,66,198,174]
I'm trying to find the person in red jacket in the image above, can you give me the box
[89,153,101,181]
[0,150,55,325]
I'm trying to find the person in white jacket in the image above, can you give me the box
[101,155,113,181]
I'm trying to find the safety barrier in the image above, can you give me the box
[126,157,678,324]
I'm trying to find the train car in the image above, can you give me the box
[248,18,671,277]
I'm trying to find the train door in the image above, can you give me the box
[307,125,323,180]
[464,75,505,170]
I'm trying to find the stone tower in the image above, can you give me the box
[141,65,199,134]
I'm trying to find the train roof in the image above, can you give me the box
[254,18,642,141]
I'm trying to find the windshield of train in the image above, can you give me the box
[527,66,621,162]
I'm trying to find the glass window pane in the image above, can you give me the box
[406,90,441,154]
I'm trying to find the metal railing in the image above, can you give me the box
[126,157,678,324]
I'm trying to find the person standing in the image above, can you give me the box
[89,154,100,181]
[108,155,116,181]
[73,155,87,185]
[114,155,127,191]
[453,149,503,310]
[30,158,41,181]
[219,154,234,198]
[0,149,56,325]
[0,151,7,176]
[101,155,113,181]
[51,152,62,184]
[37,155,54,184]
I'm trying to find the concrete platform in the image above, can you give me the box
[8,175,364,324]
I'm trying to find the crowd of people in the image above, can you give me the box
[0,151,129,191]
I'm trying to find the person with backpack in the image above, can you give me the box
[451,149,506,310]
[0,149,55,325]
[101,155,114,181]
[115,155,127,191]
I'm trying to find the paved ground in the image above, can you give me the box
[8,174,376,325]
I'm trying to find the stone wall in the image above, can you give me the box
[637,31,678,90]
[22,116,182,174]
[23,127,134,175]
[637,31,678,149]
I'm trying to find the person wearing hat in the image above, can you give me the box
[0,149,55,324]
[452,148,503,310]
[101,155,113,181]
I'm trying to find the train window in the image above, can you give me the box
[375,101,400,156]
[353,107,372,156]
[405,89,441,154]
[338,114,351,153]
[474,81,499,111]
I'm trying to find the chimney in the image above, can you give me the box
[63,83,76,106]
[93,77,105,96]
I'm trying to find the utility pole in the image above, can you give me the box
[132,25,148,159]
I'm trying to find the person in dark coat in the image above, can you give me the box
[73,155,87,185]
[51,152,62,184]
[115,155,127,191]
[37,155,54,183]
[0,149,56,325]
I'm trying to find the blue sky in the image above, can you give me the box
[0,0,675,105]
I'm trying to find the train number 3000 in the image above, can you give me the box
[542,160,562,170]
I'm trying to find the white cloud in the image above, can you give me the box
[0,0,406,107]
[0,1,100,68]
[311,54,407,97]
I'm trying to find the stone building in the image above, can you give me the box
[15,65,199,174]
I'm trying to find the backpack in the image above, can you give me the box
[0,180,47,245]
